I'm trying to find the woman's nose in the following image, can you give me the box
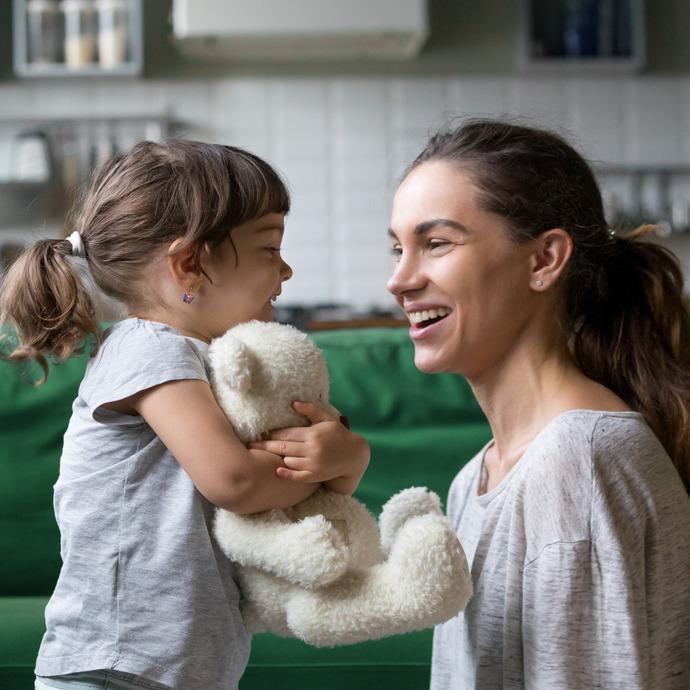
[387,254,424,296]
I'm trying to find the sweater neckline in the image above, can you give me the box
[473,408,644,505]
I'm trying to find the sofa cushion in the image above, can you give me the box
[0,354,90,596]
[0,596,50,687]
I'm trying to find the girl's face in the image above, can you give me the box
[202,212,293,339]
[387,162,537,378]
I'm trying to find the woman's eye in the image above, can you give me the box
[429,240,450,250]
[388,245,402,258]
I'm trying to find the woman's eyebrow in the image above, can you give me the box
[413,218,469,235]
[387,219,469,239]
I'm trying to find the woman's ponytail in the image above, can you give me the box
[570,227,690,495]
[0,237,102,384]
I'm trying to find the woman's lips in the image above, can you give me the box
[407,308,452,340]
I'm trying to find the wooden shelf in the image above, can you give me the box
[309,318,409,331]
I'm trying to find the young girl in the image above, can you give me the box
[0,140,370,690]
[387,119,690,689]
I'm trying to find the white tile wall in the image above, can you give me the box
[4,74,690,307]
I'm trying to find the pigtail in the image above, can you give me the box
[0,237,102,384]
[570,226,690,495]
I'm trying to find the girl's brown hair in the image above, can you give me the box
[0,139,290,382]
[409,119,690,496]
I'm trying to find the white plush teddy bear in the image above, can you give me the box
[209,320,472,647]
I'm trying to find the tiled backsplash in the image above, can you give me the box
[2,75,690,307]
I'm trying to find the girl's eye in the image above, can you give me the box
[266,247,281,254]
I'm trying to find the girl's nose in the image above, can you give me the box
[281,257,293,282]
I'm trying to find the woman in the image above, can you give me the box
[386,120,690,689]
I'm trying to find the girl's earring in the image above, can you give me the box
[183,289,195,304]
[536,281,543,287]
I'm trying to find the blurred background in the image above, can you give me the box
[1,0,690,327]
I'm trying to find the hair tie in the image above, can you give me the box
[66,231,86,258]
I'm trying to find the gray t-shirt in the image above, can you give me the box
[35,318,251,690]
[431,410,690,690]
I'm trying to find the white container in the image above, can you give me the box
[60,0,96,69]
[94,0,128,68]
[27,0,61,64]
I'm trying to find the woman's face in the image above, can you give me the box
[387,161,537,378]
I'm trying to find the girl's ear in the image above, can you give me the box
[167,238,199,291]
[531,229,573,290]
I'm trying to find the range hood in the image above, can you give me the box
[171,0,429,61]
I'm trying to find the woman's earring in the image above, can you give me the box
[183,289,195,304]
[536,281,543,287]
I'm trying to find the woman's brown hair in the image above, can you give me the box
[409,119,690,496]
[0,139,290,382]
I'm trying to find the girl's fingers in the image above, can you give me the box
[292,401,335,424]
[249,440,306,457]
[275,467,318,482]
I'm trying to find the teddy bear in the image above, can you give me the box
[209,320,472,647]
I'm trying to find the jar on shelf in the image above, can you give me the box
[27,0,61,64]
[60,0,97,69]
[94,0,128,69]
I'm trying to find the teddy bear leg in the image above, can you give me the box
[238,567,296,639]
[378,487,443,556]
[285,513,472,647]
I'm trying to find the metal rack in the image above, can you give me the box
[13,0,143,77]
[595,165,690,236]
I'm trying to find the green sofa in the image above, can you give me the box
[0,326,491,689]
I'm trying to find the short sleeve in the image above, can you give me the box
[80,319,209,421]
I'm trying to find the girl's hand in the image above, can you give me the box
[248,401,370,495]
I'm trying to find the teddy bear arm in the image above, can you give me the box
[214,509,350,588]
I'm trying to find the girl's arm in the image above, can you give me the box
[248,401,370,496]
[125,378,322,514]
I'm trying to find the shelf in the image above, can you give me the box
[13,0,143,78]
[517,0,645,74]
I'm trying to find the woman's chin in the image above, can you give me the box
[413,350,447,375]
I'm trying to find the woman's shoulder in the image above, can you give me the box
[527,409,689,531]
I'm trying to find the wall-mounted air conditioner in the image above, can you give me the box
[171,0,429,61]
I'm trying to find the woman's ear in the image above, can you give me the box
[167,238,199,291]
[531,229,573,290]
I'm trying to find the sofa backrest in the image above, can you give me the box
[1,326,491,597]
[0,351,90,596]
[311,328,491,515]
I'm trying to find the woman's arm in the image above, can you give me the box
[126,378,322,514]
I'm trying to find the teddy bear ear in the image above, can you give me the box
[209,334,256,392]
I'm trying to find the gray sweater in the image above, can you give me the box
[431,410,690,689]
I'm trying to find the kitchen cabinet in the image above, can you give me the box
[518,0,645,73]
[13,0,142,77]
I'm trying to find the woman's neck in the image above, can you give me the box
[467,328,629,491]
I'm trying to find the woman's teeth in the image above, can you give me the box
[409,307,450,324]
